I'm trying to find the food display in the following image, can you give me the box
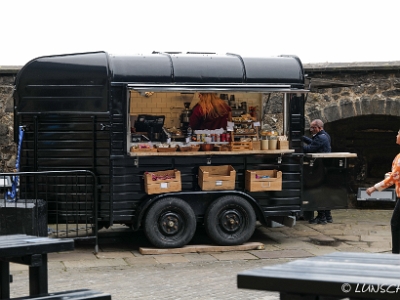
[156,144,178,152]
[179,145,200,152]
[130,143,156,152]
[234,127,256,134]
[232,114,256,122]
[130,114,290,153]
[200,143,214,151]
[260,129,279,137]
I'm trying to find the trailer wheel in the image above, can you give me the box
[144,197,196,248]
[205,195,256,246]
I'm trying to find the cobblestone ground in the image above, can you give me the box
[11,259,286,299]
[8,209,394,299]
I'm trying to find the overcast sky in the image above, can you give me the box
[1,0,399,66]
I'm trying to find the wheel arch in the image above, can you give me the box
[132,193,170,230]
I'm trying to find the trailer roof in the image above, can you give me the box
[111,52,306,92]
[14,51,307,113]
[16,51,306,90]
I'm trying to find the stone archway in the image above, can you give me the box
[305,96,400,127]
[325,114,400,184]
[304,96,400,189]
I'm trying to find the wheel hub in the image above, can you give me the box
[219,209,242,232]
[159,212,182,235]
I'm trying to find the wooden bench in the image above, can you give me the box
[237,252,400,300]
[11,289,111,300]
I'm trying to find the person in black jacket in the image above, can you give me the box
[303,119,332,224]
[303,119,331,153]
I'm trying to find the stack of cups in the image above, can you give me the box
[261,138,268,150]
[269,136,277,150]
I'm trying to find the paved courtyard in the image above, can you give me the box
[9,209,394,299]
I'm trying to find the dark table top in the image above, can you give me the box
[0,234,74,258]
[237,252,400,300]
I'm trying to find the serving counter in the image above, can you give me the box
[305,152,357,158]
[129,149,295,156]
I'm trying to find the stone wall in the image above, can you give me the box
[2,61,400,171]
[261,62,400,134]
[0,69,17,172]
[303,62,400,128]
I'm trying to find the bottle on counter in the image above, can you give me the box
[187,126,192,138]
[226,132,231,142]
[186,127,192,144]
[220,133,226,142]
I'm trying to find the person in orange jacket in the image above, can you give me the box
[366,129,400,254]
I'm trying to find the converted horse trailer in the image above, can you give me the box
[13,51,355,248]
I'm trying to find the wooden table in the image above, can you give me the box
[237,252,400,300]
[0,234,74,299]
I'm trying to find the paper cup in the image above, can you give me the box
[261,140,269,150]
[268,139,277,150]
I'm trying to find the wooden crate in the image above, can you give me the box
[230,141,253,151]
[252,141,261,150]
[198,165,236,190]
[278,140,289,150]
[144,169,181,194]
[245,170,282,192]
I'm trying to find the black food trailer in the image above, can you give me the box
[12,51,356,248]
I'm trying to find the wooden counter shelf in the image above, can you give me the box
[129,149,295,156]
[305,152,357,158]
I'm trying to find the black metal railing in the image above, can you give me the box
[0,170,99,252]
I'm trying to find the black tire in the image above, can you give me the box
[205,195,256,246]
[144,197,196,248]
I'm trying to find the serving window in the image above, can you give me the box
[127,90,263,151]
